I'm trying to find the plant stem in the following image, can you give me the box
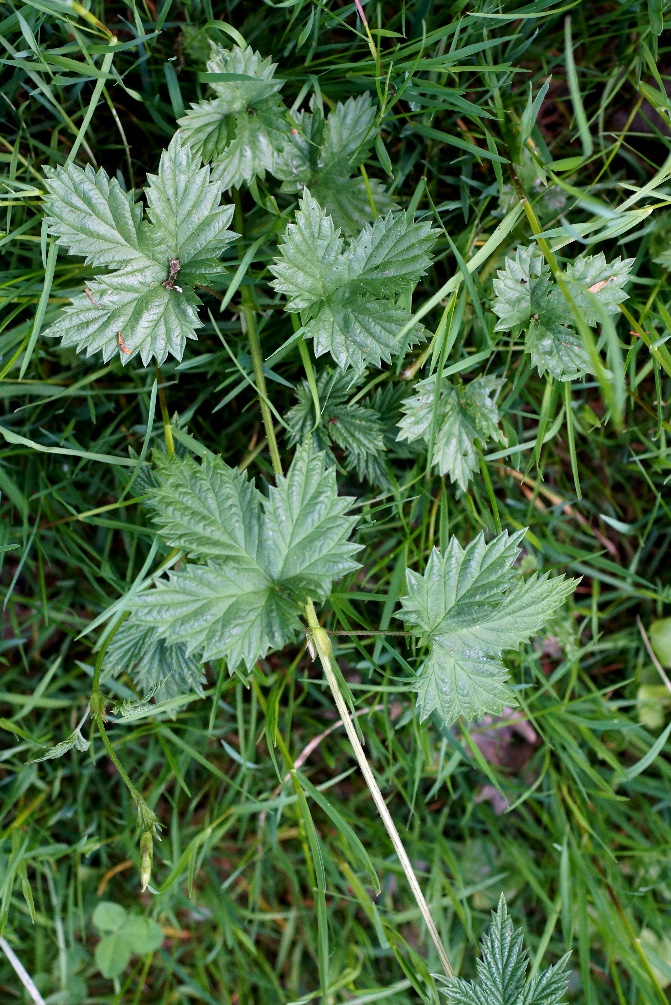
[233,192,283,477]
[304,597,454,979]
[156,366,174,456]
[90,614,159,835]
[242,294,283,477]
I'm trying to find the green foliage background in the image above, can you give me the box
[1,0,671,1002]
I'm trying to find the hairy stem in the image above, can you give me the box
[304,598,454,979]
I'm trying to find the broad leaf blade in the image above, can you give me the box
[398,376,505,490]
[399,531,578,725]
[270,189,346,309]
[143,133,237,267]
[103,620,206,699]
[274,95,392,233]
[307,296,411,372]
[438,895,571,1005]
[45,271,202,366]
[347,210,437,296]
[178,43,288,191]
[148,452,262,561]
[133,557,285,669]
[134,442,360,671]
[262,440,362,595]
[43,163,150,269]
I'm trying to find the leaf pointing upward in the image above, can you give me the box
[270,190,436,371]
[42,134,237,365]
[178,43,289,191]
[398,530,577,726]
[437,895,571,1005]
[274,93,392,233]
[132,441,361,670]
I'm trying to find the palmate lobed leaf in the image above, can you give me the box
[42,134,237,365]
[42,162,148,269]
[270,190,436,371]
[287,368,399,487]
[437,895,570,1005]
[131,441,361,670]
[178,43,289,191]
[397,374,506,491]
[274,94,393,233]
[491,245,633,381]
[398,530,577,725]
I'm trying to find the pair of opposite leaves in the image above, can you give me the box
[106,442,576,727]
[177,42,392,231]
[42,135,633,378]
[42,133,436,371]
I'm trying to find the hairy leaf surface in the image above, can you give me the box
[397,375,506,490]
[271,190,436,371]
[103,621,206,699]
[42,134,236,364]
[274,94,392,232]
[178,43,289,190]
[491,245,633,380]
[438,895,570,1005]
[398,530,577,725]
[287,368,387,484]
[133,442,361,669]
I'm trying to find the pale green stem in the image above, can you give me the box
[304,598,454,979]
[234,192,283,477]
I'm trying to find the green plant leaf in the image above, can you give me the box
[398,530,577,725]
[133,441,361,670]
[29,724,90,762]
[491,245,632,381]
[146,451,263,561]
[178,43,289,191]
[102,621,206,700]
[346,210,436,296]
[437,895,571,1005]
[271,190,436,371]
[42,134,236,365]
[42,163,149,269]
[95,932,132,979]
[274,94,393,232]
[119,915,164,955]
[286,367,388,485]
[564,252,635,324]
[397,375,506,490]
[92,902,127,932]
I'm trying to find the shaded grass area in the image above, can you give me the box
[1,0,671,1002]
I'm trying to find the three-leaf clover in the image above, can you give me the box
[398,529,577,726]
[178,43,289,191]
[437,895,570,1005]
[270,190,437,371]
[397,374,506,491]
[129,441,361,670]
[274,93,393,233]
[93,901,163,979]
[491,245,633,381]
[42,134,237,365]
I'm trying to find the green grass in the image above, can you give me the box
[1,0,671,1003]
